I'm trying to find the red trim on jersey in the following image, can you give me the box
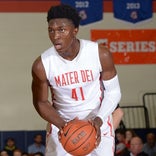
[107,116,115,155]
[107,116,113,137]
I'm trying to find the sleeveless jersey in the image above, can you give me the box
[41,39,102,121]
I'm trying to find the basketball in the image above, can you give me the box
[60,119,96,156]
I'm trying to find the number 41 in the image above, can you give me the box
[71,87,85,101]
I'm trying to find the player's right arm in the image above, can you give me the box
[31,56,66,130]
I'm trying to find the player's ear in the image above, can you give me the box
[73,27,79,36]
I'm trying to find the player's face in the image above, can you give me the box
[48,18,78,56]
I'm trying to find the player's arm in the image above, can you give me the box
[112,107,124,130]
[95,44,121,125]
[92,45,121,146]
[31,56,66,130]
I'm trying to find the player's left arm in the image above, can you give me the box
[92,44,121,146]
[95,44,122,125]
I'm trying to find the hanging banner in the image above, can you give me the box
[91,29,156,64]
[61,0,103,25]
[113,0,153,24]
[0,0,156,13]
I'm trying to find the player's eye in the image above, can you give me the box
[59,28,65,33]
[48,29,54,33]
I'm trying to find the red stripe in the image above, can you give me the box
[0,1,60,12]
[107,116,114,137]
[0,1,155,12]
[107,116,115,155]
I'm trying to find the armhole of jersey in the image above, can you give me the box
[97,44,102,72]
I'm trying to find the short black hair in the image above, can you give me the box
[47,4,81,28]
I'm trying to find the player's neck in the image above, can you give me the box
[61,38,80,61]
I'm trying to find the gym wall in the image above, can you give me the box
[0,1,156,130]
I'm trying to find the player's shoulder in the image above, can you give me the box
[32,56,47,81]
[98,43,109,51]
[32,56,43,74]
[98,43,111,59]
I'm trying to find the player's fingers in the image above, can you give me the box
[88,119,93,125]
[95,135,101,147]
[94,124,101,147]
[58,124,67,141]
[58,131,61,142]
[72,117,79,121]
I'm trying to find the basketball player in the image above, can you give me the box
[31,4,122,156]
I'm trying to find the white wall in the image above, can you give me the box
[0,12,156,130]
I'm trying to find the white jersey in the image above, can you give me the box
[41,39,103,121]
[42,40,115,156]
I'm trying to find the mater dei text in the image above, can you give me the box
[54,70,94,87]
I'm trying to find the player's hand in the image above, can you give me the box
[90,117,103,147]
[58,123,67,142]
[58,117,79,141]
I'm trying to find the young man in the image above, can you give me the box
[31,4,121,156]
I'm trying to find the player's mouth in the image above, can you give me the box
[54,43,62,51]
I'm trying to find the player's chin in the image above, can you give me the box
[54,46,63,52]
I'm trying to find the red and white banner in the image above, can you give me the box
[91,29,156,64]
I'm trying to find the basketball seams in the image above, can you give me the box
[64,123,90,149]
[60,120,96,155]
[68,125,96,154]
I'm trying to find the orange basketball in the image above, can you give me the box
[60,119,96,156]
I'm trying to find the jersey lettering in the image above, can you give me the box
[72,88,78,101]
[54,71,79,86]
[54,70,94,87]
[71,87,85,101]
[80,70,94,82]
